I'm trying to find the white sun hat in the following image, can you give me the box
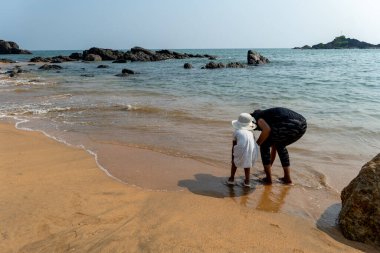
[232,113,256,130]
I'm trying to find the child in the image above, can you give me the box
[228,113,258,187]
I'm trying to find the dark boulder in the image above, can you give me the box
[112,59,127,63]
[83,54,102,61]
[127,51,154,62]
[122,68,136,74]
[38,64,63,70]
[69,52,83,60]
[247,50,270,65]
[184,63,193,69]
[0,58,16,63]
[156,49,174,55]
[226,62,246,68]
[0,40,32,54]
[203,62,225,69]
[30,57,51,63]
[83,47,124,61]
[51,59,63,64]
[31,56,74,63]
[80,74,95,77]
[52,55,75,62]
[97,64,109,68]
[204,54,217,60]
[7,66,27,77]
[131,47,156,56]
[339,153,380,246]
[115,68,136,77]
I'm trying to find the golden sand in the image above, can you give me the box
[0,122,376,252]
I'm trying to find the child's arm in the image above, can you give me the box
[231,140,237,169]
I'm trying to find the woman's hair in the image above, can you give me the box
[251,109,262,121]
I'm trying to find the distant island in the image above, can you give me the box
[294,36,380,49]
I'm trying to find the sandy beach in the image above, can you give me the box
[1,122,378,253]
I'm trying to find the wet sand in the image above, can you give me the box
[0,122,377,253]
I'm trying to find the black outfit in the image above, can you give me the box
[251,107,307,167]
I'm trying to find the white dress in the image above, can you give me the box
[233,129,259,168]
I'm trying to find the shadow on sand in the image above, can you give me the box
[316,203,379,253]
[178,173,254,198]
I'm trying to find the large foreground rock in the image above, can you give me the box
[0,40,31,54]
[339,153,380,246]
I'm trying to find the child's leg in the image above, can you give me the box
[244,168,250,184]
[229,163,237,181]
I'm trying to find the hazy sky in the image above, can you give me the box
[1,0,380,50]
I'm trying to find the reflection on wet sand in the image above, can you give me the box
[228,183,291,213]
[179,173,292,213]
[255,185,291,212]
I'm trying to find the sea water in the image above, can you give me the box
[1,48,379,208]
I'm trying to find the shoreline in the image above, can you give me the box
[0,122,377,252]
[1,56,377,195]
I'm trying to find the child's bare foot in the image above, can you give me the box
[278,177,292,184]
[242,179,254,188]
[226,177,235,186]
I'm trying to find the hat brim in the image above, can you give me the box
[232,120,256,130]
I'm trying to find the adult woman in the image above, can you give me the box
[251,107,307,184]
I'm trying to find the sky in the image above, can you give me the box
[1,0,380,50]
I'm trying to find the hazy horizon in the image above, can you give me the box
[1,0,380,50]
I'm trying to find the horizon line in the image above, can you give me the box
[26,47,292,51]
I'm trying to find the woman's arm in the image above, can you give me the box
[256,118,271,146]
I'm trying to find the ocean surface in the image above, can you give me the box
[1,48,379,220]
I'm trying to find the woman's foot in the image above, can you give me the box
[278,177,292,184]
[260,177,272,185]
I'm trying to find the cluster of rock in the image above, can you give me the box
[294,36,380,49]
[184,51,269,69]
[38,64,62,70]
[6,66,29,77]
[30,55,75,63]
[2,47,270,78]
[0,40,31,54]
[29,47,217,63]
[199,61,246,69]
[0,58,16,63]
[339,153,380,246]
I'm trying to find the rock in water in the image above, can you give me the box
[38,64,63,70]
[339,153,380,246]
[247,50,270,65]
[0,39,31,54]
[84,54,102,61]
[203,62,225,69]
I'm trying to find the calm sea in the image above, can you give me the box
[1,48,379,197]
